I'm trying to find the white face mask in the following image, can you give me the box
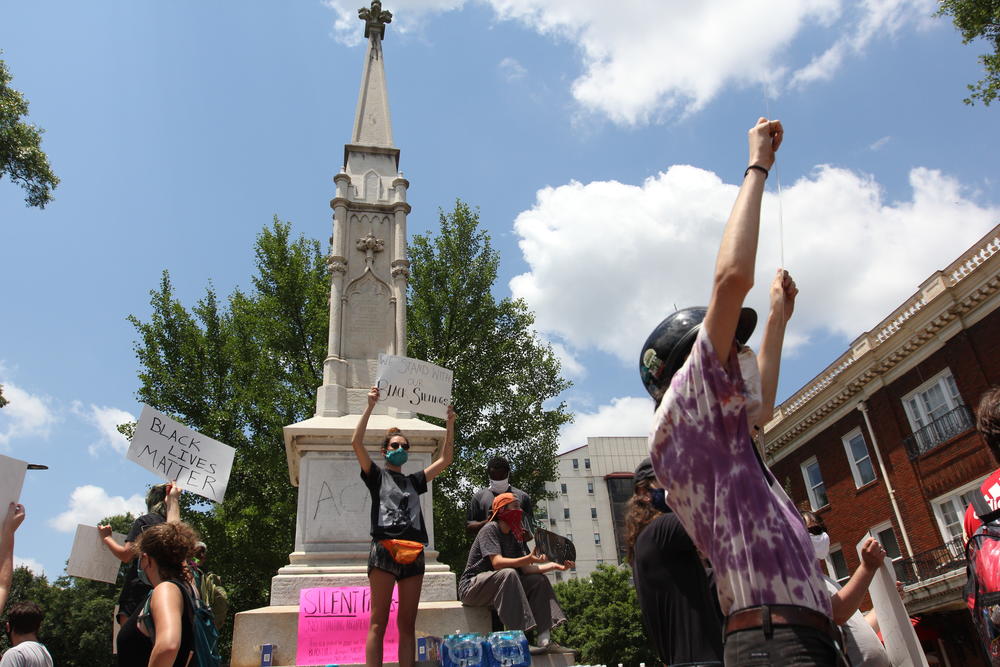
[489,477,509,493]
[737,346,764,428]
[811,532,831,560]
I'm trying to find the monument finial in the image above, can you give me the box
[359,1,392,39]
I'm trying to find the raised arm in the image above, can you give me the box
[0,503,26,610]
[165,482,181,523]
[830,538,885,625]
[704,117,783,362]
[99,524,135,563]
[351,387,379,476]
[424,405,456,482]
[753,269,798,429]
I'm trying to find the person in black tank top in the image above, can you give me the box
[116,516,199,667]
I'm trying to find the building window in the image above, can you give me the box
[594,533,601,545]
[587,482,594,495]
[597,559,604,566]
[826,546,850,586]
[869,522,902,562]
[584,458,591,470]
[563,507,570,519]
[537,505,548,519]
[555,571,563,581]
[572,459,579,469]
[560,483,567,494]
[933,478,986,546]
[801,457,829,509]
[590,507,597,519]
[549,518,556,527]
[902,369,972,457]
[842,428,876,487]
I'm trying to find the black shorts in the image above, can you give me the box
[367,540,426,580]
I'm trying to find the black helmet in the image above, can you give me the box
[639,307,757,400]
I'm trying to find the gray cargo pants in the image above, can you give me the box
[459,568,566,632]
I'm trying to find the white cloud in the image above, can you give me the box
[13,555,45,576]
[0,369,57,448]
[50,485,146,533]
[72,402,135,456]
[548,342,585,379]
[869,135,891,151]
[560,396,653,451]
[498,56,527,81]
[510,164,999,365]
[326,0,935,125]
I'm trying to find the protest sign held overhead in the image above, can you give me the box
[376,354,453,420]
[0,454,27,516]
[127,405,235,503]
[67,524,126,584]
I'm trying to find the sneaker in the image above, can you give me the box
[528,644,546,655]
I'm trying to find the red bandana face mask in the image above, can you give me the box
[498,507,525,541]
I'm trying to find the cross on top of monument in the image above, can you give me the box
[359,1,392,39]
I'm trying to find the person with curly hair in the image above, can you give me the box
[115,510,199,667]
[351,386,455,667]
[624,458,723,666]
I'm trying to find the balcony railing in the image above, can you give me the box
[895,538,966,586]
[902,404,975,460]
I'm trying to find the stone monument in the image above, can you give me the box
[230,4,489,665]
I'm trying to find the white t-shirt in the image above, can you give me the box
[0,641,54,667]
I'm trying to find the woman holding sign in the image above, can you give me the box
[352,386,455,667]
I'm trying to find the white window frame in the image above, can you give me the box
[825,544,850,586]
[594,532,601,545]
[560,483,567,494]
[931,476,988,546]
[584,458,591,470]
[590,507,597,519]
[841,427,877,488]
[801,456,829,510]
[587,481,594,495]
[868,521,903,563]
[572,458,579,470]
[563,507,570,519]
[901,368,962,433]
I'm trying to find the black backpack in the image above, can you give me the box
[965,492,1000,666]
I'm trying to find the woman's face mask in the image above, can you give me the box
[649,488,670,513]
[137,553,152,586]
[738,346,764,428]
[810,531,831,560]
[385,447,408,466]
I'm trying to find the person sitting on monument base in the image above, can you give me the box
[351,386,455,667]
[458,493,575,655]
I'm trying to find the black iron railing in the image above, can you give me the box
[894,538,966,586]
[902,404,975,459]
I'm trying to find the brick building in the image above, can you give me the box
[763,225,1000,665]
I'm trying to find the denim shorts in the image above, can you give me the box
[367,540,426,580]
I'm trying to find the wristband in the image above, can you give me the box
[744,164,769,180]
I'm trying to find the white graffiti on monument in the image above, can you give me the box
[376,354,453,420]
[127,405,236,503]
[343,274,393,359]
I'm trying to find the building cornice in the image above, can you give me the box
[764,226,1000,460]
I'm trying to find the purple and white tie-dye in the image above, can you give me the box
[648,329,831,617]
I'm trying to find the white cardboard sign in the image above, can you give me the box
[67,524,127,584]
[376,354,453,420]
[0,454,27,553]
[857,538,928,667]
[127,405,235,503]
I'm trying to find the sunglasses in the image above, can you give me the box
[388,440,410,451]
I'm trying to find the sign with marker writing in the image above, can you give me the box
[67,524,127,584]
[376,354,453,420]
[127,405,235,503]
[296,586,398,665]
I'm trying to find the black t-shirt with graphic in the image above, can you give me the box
[116,513,165,617]
[631,510,724,665]
[361,463,429,544]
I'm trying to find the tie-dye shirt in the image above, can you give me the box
[648,329,831,617]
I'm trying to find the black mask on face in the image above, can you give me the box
[649,488,670,513]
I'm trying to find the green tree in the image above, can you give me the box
[407,200,572,573]
[551,565,658,667]
[0,56,59,207]
[0,513,135,667]
[127,218,328,659]
[938,0,1000,105]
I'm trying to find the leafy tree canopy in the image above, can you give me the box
[938,0,1000,105]
[0,56,59,207]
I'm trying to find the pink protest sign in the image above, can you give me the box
[296,586,398,666]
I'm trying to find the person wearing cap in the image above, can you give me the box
[458,493,573,655]
[624,457,723,666]
[641,118,840,665]
[466,457,534,539]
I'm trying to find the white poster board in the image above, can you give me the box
[0,454,27,553]
[127,405,235,503]
[67,524,127,584]
[857,538,928,667]
[376,354,453,420]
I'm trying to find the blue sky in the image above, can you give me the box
[1,0,998,578]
